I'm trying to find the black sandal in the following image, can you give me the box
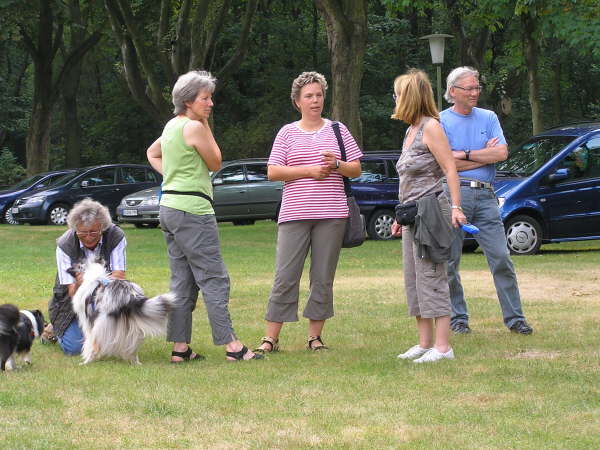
[171,347,205,363]
[254,336,279,354]
[226,345,264,361]
[307,335,329,351]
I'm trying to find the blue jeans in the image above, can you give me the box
[447,186,525,328]
[57,319,84,355]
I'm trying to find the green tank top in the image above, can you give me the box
[160,117,214,215]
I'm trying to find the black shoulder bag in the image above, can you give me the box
[332,122,366,248]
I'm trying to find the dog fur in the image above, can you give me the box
[0,304,45,371]
[71,259,174,364]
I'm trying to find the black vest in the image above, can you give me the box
[48,225,125,337]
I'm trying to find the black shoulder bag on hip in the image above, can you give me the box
[332,122,366,248]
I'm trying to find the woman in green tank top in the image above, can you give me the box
[147,70,262,362]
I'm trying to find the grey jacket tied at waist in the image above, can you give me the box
[413,194,453,263]
[48,225,124,337]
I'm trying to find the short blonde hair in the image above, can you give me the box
[391,69,439,125]
[290,71,328,111]
[67,198,112,231]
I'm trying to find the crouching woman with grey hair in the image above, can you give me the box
[48,198,127,355]
[147,70,262,362]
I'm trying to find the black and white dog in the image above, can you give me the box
[70,259,175,364]
[0,304,45,371]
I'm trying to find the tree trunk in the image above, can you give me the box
[315,0,368,147]
[522,12,543,134]
[21,0,101,175]
[26,100,53,175]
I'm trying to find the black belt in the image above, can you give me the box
[161,190,214,206]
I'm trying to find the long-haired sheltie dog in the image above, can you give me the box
[70,259,175,364]
[0,304,45,371]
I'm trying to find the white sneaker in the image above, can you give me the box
[412,347,455,363]
[397,345,431,360]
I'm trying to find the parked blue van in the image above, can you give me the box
[467,122,600,255]
[350,151,401,240]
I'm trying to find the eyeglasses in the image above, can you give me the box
[453,85,482,93]
[392,93,397,102]
[76,230,101,238]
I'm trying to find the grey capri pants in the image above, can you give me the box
[402,225,452,319]
[159,205,236,346]
[266,218,346,322]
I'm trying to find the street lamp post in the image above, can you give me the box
[420,34,453,111]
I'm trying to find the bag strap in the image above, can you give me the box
[331,121,352,197]
[161,190,214,206]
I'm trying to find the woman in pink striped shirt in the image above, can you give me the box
[255,72,363,353]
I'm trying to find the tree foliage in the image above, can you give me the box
[1,0,599,179]
[104,0,259,124]
[0,148,26,186]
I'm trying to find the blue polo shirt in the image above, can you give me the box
[440,107,506,184]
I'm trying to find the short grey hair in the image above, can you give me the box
[172,70,217,115]
[67,198,112,231]
[444,66,479,103]
[290,71,328,111]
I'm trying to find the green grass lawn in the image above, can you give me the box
[1,222,599,449]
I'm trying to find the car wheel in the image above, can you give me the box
[367,209,395,240]
[134,223,159,229]
[505,215,542,255]
[3,204,20,225]
[47,204,70,226]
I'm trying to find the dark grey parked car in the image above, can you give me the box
[117,159,283,227]
[13,164,162,225]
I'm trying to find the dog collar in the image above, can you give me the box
[20,310,39,339]
[100,277,111,286]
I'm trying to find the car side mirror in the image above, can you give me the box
[81,180,89,188]
[212,178,223,186]
[547,168,569,183]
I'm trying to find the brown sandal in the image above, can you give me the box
[254,336,279,354]
[307,335,328,351]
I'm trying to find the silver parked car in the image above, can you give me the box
[117,159,283,227]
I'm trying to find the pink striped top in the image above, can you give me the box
[269,119,362,223]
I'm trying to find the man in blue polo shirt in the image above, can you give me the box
[440,66,533,335]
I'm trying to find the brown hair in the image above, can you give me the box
[391,69,439,125]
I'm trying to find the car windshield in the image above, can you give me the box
[497,135,577,176]
[47,171,81,187]
[8,174,45,190]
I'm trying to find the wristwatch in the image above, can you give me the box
[464,149,471,161]
[335,159,340,169]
